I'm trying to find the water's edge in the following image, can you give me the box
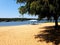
[0,20,52,26]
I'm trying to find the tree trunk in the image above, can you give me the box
[54,16,58,29]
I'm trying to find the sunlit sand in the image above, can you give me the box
[0,23,59,45]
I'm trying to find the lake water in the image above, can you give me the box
[0,20,48,26]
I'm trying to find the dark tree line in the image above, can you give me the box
[0,18,36,22]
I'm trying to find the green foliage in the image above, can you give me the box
[18,6,27,15]
[16,0,60,20]
[17,0,25,3]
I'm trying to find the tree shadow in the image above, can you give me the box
[35,25,60,45]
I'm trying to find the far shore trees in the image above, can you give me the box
[16,0,60,29]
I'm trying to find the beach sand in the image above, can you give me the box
[0,23,59,45]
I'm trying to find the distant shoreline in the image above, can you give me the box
[0,18,37,22]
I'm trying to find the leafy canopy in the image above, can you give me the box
[16,0,60,20]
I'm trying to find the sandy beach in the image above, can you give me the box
[0,23,59,45]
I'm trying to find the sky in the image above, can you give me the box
[0,0,38,18]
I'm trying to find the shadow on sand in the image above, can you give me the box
[35,25,60,45]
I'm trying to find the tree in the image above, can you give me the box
[16,0,60,29]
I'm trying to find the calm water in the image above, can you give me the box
[0,20,48,26]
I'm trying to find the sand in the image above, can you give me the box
[0,23,59,45]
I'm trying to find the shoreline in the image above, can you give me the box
[0,22,54,27]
